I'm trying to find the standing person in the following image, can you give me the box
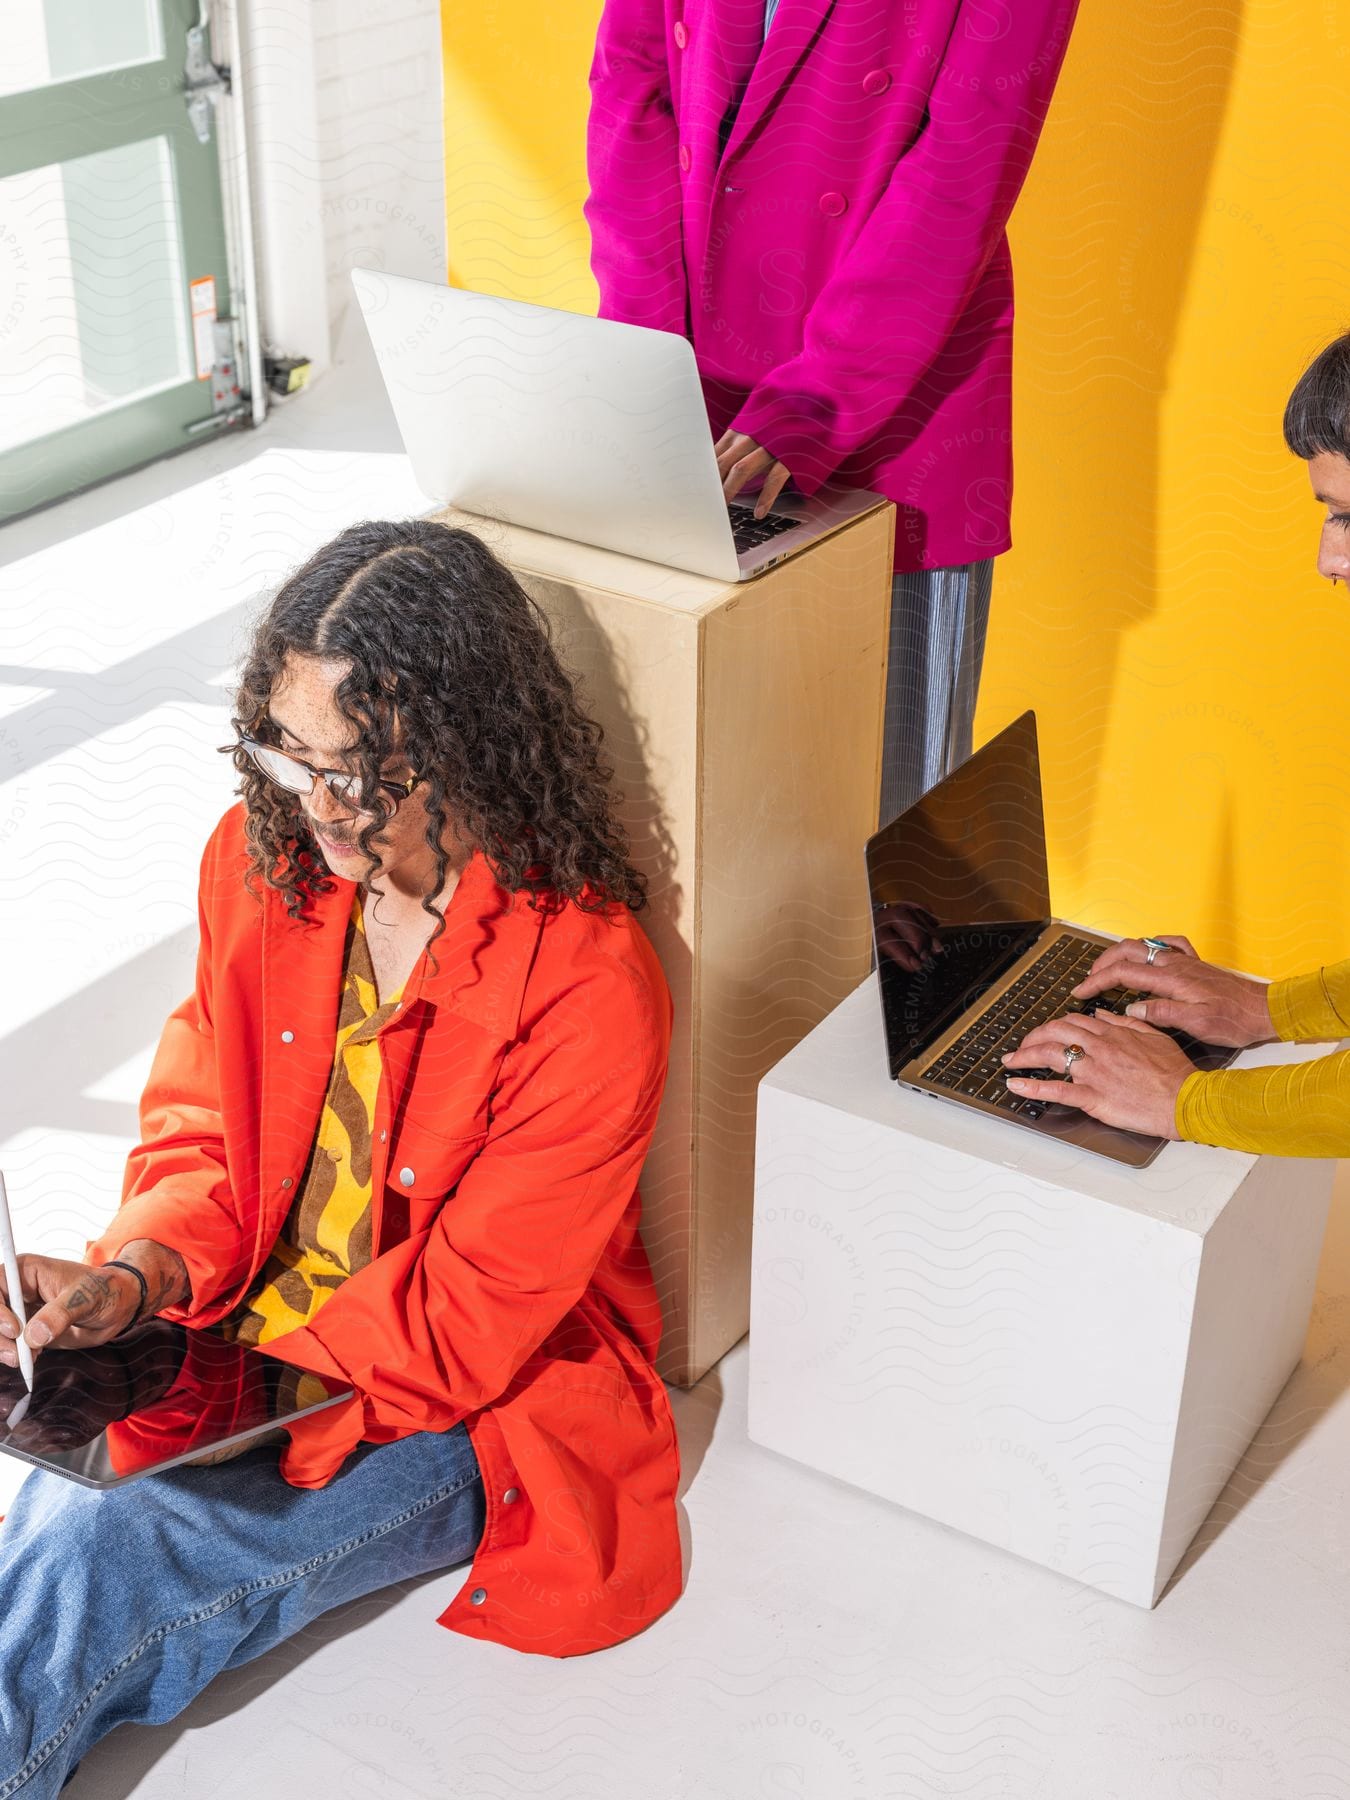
[0,520,681,1793]
[586,0,1080,822]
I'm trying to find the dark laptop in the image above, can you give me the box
[865,711,1238,1169]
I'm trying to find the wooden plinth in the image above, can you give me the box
[431,500,896,1386]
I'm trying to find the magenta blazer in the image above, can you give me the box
[585,0,1079,571]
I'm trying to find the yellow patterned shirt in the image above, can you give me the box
[226,888,403,1347]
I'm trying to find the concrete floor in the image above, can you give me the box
[3,325,1350,1799]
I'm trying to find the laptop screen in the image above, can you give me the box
[865,711,1052,1075]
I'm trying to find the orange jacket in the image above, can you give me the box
[86,805,683,1657]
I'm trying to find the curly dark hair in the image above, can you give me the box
[224,519,646,943]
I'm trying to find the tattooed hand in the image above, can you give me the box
[0,1242,190,1364]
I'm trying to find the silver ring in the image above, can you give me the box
[1063,1043,1087,1074]
[1144,937,1169,965]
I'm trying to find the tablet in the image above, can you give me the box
[0,1319,354,1488]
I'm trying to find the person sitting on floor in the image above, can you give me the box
[0,518,683,1795]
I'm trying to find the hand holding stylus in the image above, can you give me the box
[0,1250,156,1370]
[0,1172,35,1393]
[1,1240,190,1375]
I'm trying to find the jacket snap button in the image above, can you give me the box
[503,1486,520,1503]
[280,1030,294,1043]
[399,1166,415,1187]
[470,1587,487,1605]
[379,1129,387,1143]
[819,191,846,216]
[674,19,687,47]
[678,143,691,173]
[281,1177,293,1190]
[862,68,890,96]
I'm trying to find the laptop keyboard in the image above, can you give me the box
[729,501,798,553]
[921,935,1149,1119]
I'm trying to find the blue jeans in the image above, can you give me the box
[0,1424,485,1796]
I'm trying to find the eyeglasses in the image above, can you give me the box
[237,735,420,810]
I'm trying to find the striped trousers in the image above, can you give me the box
[879,559,996,828]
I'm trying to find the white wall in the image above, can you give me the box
[312,0,446,359]
[234,1,332,380]
[233,0,444,382]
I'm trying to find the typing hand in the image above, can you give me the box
[1072,936,1275,1049]
[714,429,794,519]
[1002,1011,1194,1138]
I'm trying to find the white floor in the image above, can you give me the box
[4,325,1350,1799]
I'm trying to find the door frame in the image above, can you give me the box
[0,0,267,520]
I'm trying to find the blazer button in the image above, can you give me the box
[281,1177,293,1190]
[819,191,847,216]
[399,1166,415,1187]
[470,1587,487,1605]
[503,1486,520,1503]
[280,1030,294,1043]
[674,19,687,47]
[678,143,691,173]
[862,68,890,96]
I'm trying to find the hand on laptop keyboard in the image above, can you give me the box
[715,428,793,519]
[919,936,1184,1129]
[1066,986,1139,1017]
[728,502,798,553]
[1002,1007,1198,1139]
[1072,936,1277,1050]
[921,935,1102,1117]
[1067,985,1216,1059]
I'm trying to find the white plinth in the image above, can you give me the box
[748,974,1337,1607]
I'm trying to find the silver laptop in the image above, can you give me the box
[867,711,1238,1168]
[351,268,886,583]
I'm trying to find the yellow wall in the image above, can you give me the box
[443,1,1350,978]
[442,0,602,315]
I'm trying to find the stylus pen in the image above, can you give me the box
[0,1171,35,1393]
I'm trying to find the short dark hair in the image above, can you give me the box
[1283,332,1350,462]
